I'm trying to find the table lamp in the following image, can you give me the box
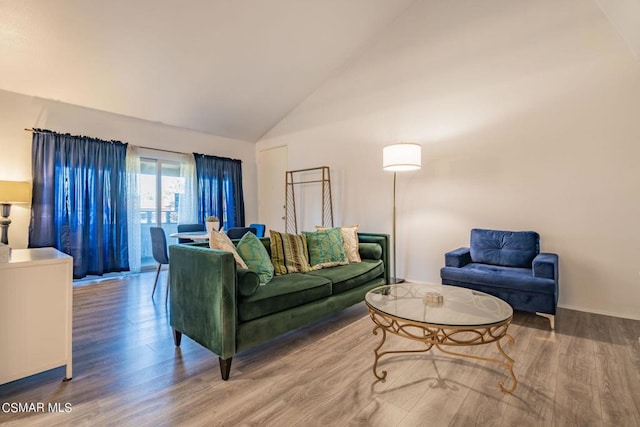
[0,180,31,245]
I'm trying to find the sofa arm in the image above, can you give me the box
[533,252,559,281]
[169,244,237,360]
[445,247,471,268]
[358,233,390,285]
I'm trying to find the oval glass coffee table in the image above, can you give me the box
[365,283,517,393]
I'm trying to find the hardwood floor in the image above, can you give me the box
[1,271,639,426]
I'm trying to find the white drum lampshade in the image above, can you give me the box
[383,143,422,172]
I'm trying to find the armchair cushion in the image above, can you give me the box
[470,229,539,268]
[442,263,556,295]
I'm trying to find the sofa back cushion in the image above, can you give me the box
[470,229,539,268]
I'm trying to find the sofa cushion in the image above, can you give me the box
[316,225,361,263]
[440,263,555,294]
[470,229,539,268]
[303,228,349,270]
[237,269,260,297]
[236,232,274,284]
[209,230,247,268]
[270,230,312,275]
[306,259,384,295]
[238,273,331,321]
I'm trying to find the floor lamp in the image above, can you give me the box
[382,143,422,284]
[0,180,31,245]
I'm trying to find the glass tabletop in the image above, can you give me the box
[365,283,513,327]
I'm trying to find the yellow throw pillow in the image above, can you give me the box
[209,229,248,269]
[316,224,361,263]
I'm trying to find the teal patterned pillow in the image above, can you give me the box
[303,228,349,270]
[236,232,274,284]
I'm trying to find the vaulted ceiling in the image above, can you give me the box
[1,0,638,143]
[0,0,414,142]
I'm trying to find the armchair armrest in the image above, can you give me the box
[533,253,558,281]
[445,247,471,268]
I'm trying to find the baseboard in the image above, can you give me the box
[557,304,640,322]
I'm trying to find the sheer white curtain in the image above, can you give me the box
[178,153,198,224]
[126,145,141,273]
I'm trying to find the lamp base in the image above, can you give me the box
[1,203,12,245]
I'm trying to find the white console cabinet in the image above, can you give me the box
[0,248,73,385]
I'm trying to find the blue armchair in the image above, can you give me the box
[440,228,558,329]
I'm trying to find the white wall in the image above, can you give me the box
[257,0,640,320]
[0,89,257,250]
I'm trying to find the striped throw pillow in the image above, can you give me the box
[269,230,312,275]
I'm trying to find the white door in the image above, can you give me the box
[258,146,287,233]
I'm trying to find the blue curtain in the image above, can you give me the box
[194,153,245,229]
[29,129,129,279]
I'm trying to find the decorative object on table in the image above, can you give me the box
[440,228,559,329]
[0,242,10,263]
[423,291,444,305]
[382,143,422,284]
[205,216,220,234]
[285,166,333,234]
[0,180,31,245]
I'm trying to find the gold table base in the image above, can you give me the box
[367,307,517,393]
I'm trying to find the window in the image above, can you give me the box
[139,158,186,267]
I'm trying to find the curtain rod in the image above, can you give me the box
[25,128,187,156]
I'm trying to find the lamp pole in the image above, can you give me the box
[382,143,421,285]
[392,171,398,284]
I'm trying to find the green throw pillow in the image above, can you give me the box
[236,232,274,284]
[303,228,349,270]
[269,230,312,275]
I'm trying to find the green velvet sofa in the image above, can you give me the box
[168,232,389,380]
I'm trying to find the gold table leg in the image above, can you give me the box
[372,325,434,380]
[368,308,517,393]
